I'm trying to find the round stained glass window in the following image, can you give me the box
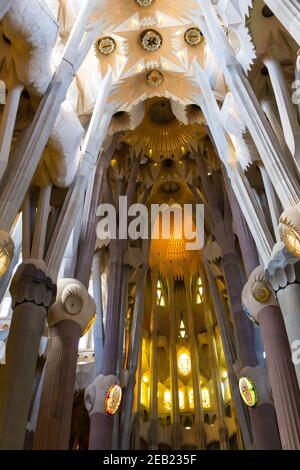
[105,384,122,416]
[239,377,257,408]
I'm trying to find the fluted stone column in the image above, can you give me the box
[167,276,181,449]
[184,269,204,449]
[87,241,125,450]
[33,278,95,450]
[149,269,159,450]
[0,261,56,449]
[121,241,150,450]
[243,266,300,449]
[92,251,105,376]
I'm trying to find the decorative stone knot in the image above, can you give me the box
[242,266,277,324]
[84,374,121,417]
[47,278,96,335]
[279,205,300,259]
[10,262,56,308]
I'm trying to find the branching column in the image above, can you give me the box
[0,1,104,233]
[87,241,126,450]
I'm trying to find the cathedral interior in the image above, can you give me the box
[0,0,300,451]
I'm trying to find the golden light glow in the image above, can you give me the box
[82,314,96,337]
[164,390,172,410]
[177,347,191,376]
[156,279,165,306]
[189,389,194,409]
[201,387,211,409]
[196,276,204,304]
[0,232,14,277]
[143,375,149,384]
[149,206,201,278]
[179,390,185,410]
[123,99,206,161]
[221,370,228,380]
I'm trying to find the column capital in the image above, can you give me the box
[242,265,277,324]
[265,243,300,291]
[84,374,121,417]
[10,261,56,308]
[47,278,95,335]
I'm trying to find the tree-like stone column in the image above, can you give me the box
[243,266,300,449]
[0,1,104,234]
[87,241,126,450]
[33,278,95,450]
[0,260,56,449]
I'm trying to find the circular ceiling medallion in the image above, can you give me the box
[146,69,164,87]
[96,36,116,55]
[184,27,203,46]
[140,29,162,52]
[136,0,154,6]
[105,384,122,416]
[239,377,257,408]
